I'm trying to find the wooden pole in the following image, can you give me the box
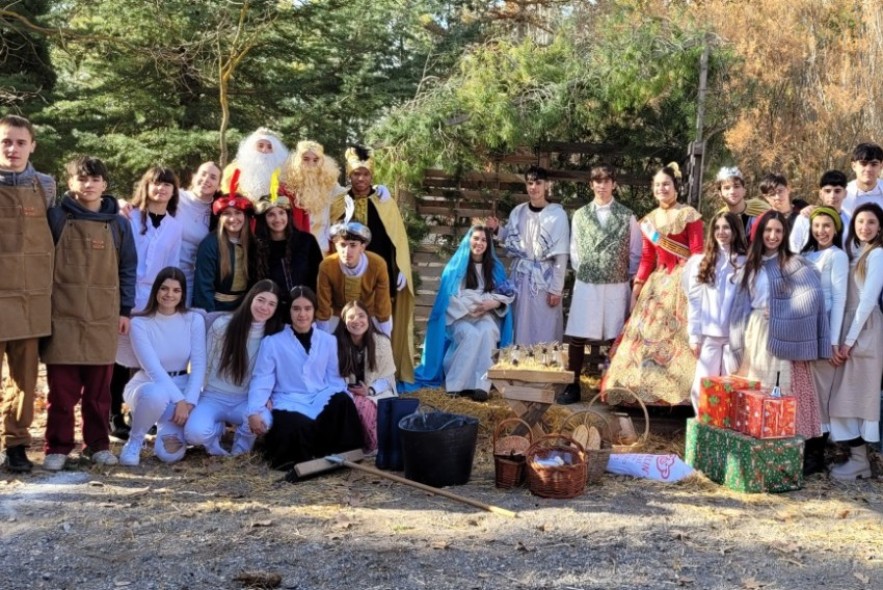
[319,454,518,518]
[688,42,710,210]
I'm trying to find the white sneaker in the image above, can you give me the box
[43,453,68,471]
[90,450,119,466]
[119,439,143,466]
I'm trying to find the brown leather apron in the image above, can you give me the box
[41,216,120,364]
[0,180,53,341]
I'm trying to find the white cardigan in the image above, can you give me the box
[685,249,743,346]
[803,247,848,346]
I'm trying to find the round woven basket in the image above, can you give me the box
[526,434,587,499]
[493,417,532,488]
[588,389,650,452]
[560,409,613,484]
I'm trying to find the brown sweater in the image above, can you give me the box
[317,252,391,322]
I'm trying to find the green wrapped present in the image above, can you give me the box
[684,419,804,493]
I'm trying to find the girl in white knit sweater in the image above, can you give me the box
[185,280,285,456]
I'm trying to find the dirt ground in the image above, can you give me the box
[1,383,882,590]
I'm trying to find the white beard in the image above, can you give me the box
[235,149,289,200]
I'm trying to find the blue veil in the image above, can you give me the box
[404,226,514,390]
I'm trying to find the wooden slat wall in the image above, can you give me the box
[412,169,588,342]
[411,161,657,344]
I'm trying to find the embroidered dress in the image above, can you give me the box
[500,202,569,345]
[603,206,703,404]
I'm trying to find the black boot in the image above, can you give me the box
[469,389,489,402]
[109,413,131,441]
[803,436,826,476]
[2,445,33,473]
[556,383,582,405]
[374,398,395,470]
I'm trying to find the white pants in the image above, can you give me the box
[443,314,500,393]
[123,377,190,463]
[690,336,737,414]
[185,392,255,455]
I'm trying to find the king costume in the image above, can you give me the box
[329,147,415,383]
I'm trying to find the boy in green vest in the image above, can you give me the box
[561,164,641,404]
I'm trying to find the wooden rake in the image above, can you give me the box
[295,449,517,518]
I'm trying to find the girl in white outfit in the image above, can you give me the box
[685,212,747,413]
[185,280,284,456]
[120,267,206,466]
[827,203,883,479]
[799,206,848,474]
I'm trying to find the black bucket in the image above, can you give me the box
[398,412,479,488]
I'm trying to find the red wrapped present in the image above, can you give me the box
[698,376,762,429]
[731,389,796,439]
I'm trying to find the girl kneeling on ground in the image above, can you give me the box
[185,280,285,456]
[120,267,206,466]
[334,300,398,452]
[246,286,363,481]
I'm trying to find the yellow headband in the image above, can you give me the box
[345,146,373,175]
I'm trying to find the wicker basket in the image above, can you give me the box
[588,389,651,452]
[493,418,532,489]
[560,409,613,485]
[526,434,587,499]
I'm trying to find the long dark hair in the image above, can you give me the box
[254,204,293,281]
[464,226,495,292]
[741,210,791,290]
[697,212,746,285]
[218,279,285,385]
[846,203,883,283]
[135,267,187,317]
[334,300,387,378]
[801,209,843,254]
[132,166,180,235]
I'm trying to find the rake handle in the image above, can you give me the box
[330,456,517,518]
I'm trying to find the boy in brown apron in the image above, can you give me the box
[41,157,137,470]
[0,114,56,473]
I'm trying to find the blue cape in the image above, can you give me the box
[403,227,514,391]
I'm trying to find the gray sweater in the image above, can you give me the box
[730,255,830,363]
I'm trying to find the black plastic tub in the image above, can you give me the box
[398,412,479,487]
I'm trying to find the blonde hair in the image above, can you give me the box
[280,141,341,215]
[217,211,253,283]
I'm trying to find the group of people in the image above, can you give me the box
[0,115,412,479]
[410,147,882,482]
[2,109,881,482]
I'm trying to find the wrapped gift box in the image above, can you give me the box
[731,389,796,439]
[684,419,804,493]
[698,376,762,429]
